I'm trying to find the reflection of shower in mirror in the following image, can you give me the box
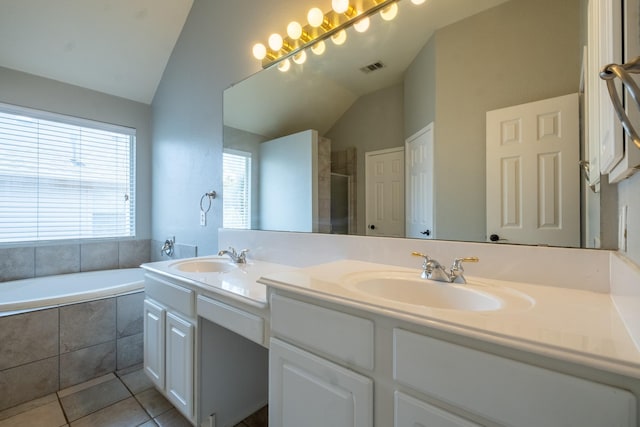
[330,173,352,234]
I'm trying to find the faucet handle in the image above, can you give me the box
[450,257,479,284]
[411,251,431,266]
[452,257,479,269]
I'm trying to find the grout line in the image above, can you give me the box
[55,391,70,426]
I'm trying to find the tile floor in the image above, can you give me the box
[0,366,268,427]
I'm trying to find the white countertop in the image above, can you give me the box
[259,259,640,379]
[141,256,296,309]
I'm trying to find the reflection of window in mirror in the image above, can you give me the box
[223,149,252,229]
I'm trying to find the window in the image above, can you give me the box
[223,149,251,229]
[0,103,135,243]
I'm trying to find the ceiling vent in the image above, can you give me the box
[360,61,386,74]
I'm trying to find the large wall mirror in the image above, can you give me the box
[223,0,617,249]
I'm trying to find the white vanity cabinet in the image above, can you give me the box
[393,328,636,427]
[143,274,196,423]
[267,290,638,427]
[269,294,374,427]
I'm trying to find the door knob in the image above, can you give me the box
[368,224,376,230]
[489,234,507,242]
[420,230,431,236]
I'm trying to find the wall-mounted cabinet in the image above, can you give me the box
[589,0,640,183]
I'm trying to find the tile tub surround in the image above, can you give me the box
[0,239,151,282]
[0,291,145,411]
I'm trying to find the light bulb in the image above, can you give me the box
[287,21,303,39]
[307,7,324,27]
[311,40,326,55]
[278,58,291,72]
[268,33,283,51]
[411,0,426,4]
[332,0,349,14]
[252,43,267,60]
[353,15,370,32]
[331,29,347,45]
[380,3,398,21]
[293,50,307,65]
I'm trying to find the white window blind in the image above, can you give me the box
[223,149,251,229]
[0,104,135,243]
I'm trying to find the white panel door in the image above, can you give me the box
[405,124,434,239]
[365,147,405,237]
[143,299,165,389]
[270,338,373,427]
[486,93,580,247]
[165,311,194,420]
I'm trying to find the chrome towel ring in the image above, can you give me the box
[600,56,640,150]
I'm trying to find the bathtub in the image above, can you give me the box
[0,267,147,411]
[0,268,145,313]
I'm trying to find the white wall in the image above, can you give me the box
[260,130,318,232]
[0,66,152,240]
[151,0,304,255]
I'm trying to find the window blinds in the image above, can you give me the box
[223,150,251,229]
[0,104,135,243]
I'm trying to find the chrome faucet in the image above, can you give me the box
[411,252,479,284]
[217,247,249,264]
[160,237,174,257]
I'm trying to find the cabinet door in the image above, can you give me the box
[270,338,373,427]
[165,311,194,420]
[143,299,165,389]
[395,392,480,427]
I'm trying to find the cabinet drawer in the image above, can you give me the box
[271,294,374,370]
[393,329,636,427]
[395,391,480,427]
[145,274,194,317]
[197,295,264,345]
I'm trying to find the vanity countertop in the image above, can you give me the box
[141,256,296,309]
[259,259,640,380]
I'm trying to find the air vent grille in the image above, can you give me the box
[360,61,385,74]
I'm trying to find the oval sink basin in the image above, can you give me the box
[342,272,503,311]
[171,259,236,273]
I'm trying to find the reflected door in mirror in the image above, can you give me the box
[406,124,434,240]
[486,94,580,247]
[365,148,405,237]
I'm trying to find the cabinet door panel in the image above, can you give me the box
[166,311,194,419]
[143,299,165,389]
[395,391,480,427]
[394,329,636,427]
[270,338,372,427]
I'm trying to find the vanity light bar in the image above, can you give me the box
[253,0,414,70]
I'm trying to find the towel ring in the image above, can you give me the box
[600,56,640,150]
[199,191,216,213]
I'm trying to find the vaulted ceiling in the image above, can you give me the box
[0,0,194,104]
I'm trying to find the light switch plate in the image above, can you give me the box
[619,205,628,252]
